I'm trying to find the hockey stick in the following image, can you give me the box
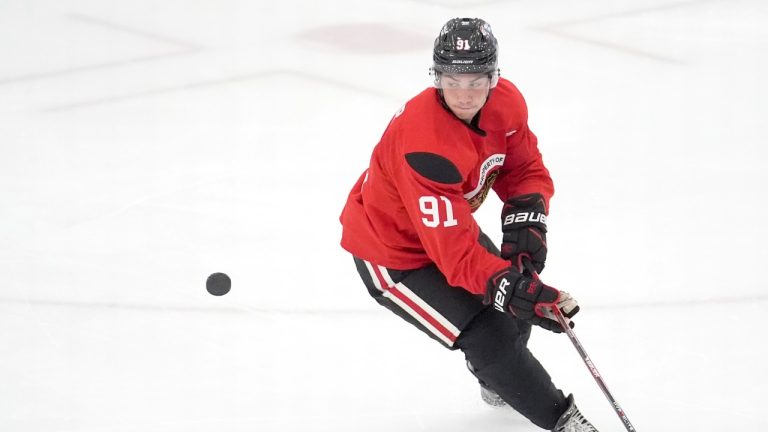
[521,257,638,432]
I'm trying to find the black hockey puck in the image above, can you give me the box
[206,272,231,296]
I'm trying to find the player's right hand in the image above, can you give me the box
[500,193,548,274]
[485,268,579,333]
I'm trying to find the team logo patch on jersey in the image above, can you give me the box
[466,171,498,210]
[464,154,504,209]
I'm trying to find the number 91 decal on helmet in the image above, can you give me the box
[430,17,500,88]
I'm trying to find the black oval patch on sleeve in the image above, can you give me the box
[405,152,462,184]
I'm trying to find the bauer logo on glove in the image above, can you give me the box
[492,276,511,312]
[503,212,547,226]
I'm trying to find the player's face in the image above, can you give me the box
[438,73,492,122]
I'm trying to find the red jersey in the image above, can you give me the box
[340,78,554,295]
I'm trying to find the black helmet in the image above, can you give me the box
[432,18,498,75]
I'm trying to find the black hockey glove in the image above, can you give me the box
[500,193,548,274]
[485,268,579,333]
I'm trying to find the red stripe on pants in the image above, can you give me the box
[371,264,457,344]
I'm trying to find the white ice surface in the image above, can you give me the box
[1,1,767,431]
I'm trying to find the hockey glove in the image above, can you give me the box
[500,193,548,274]
[486,268,579,333]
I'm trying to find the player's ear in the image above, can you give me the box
[490,69,500,88]
[430,68,442,88]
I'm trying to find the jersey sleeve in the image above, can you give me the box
[491,106,554,210]
[392,151,510,295]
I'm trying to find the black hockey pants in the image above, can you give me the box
[352,233,567,430]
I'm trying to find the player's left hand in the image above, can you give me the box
[500,193,548,273]
[486,268,579,333]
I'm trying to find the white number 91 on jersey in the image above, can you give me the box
[419,195,458,228]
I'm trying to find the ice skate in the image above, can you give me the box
[552,394,599,432]
[479,383,507,407]
[466,360,507,407]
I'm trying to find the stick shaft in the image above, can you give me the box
[520,257,637,431]
[553,306,637,432]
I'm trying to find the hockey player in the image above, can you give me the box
[339,18,598,431]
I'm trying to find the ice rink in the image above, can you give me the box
[2,0,767,430]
